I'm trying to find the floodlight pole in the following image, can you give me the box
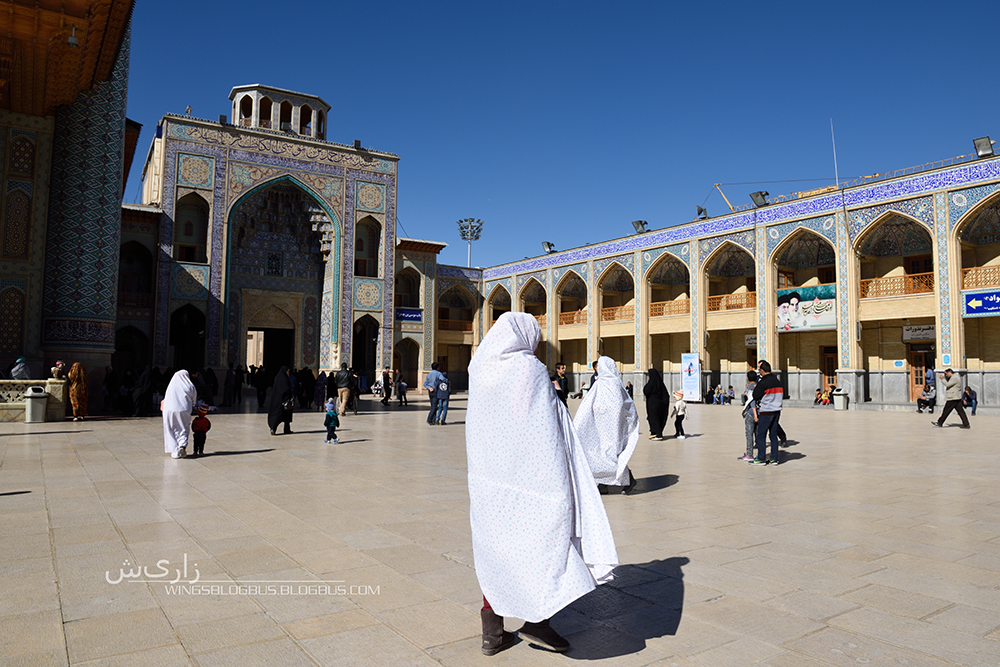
[457,218,484,268]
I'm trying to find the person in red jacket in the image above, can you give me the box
[191,404,211,458]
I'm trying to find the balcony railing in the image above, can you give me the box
[650,298,691,318]
[239,117,252,127]
[558,310,587,325]
[859,272,934,299]
[439,319,473,331]
[963,266,1000,290]
[534,314,547,328]
[707,292,756,312]
[118,292,154,308]
[600,304,634,322]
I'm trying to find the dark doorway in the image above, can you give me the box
[113,326,149,375]
[394,337,420,388]
[249,328,294,388]
[170,305,206,371]
[352,315,379,390]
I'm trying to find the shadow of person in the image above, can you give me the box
[0,490,31,496]
[204,448,276,456]
[627,474,678,495]
[544,556,689,659]
[775,451,806,464]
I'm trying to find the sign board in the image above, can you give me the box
[776,284,836,332]
[745,333,757,348]
[902,324,935,341]
[681,353,701,402]
[962,289,1000,318]
[395,308,422,322]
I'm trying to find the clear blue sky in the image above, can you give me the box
[124,1,1000,270]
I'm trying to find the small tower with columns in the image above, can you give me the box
[228,84,330,139]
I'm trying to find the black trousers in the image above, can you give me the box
[937,399,970,427]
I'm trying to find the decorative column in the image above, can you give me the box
[690,239,703,363]
[935,191,961,369]
[587,259,597,363]
[547,268,556,368]
[835,210,864,402]
[42,24,130,398]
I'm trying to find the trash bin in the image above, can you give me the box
[832,387,849,411]
[24,386,49,423]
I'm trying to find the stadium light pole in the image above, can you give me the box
[457,218,484,268]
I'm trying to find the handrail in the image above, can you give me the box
[438,319,473,331]
[859,272,934,299]
[649,299,690,318]
[707,292,756,312]
[558,310,587,325]
[600,304,634,322]
[962,266,1000,290]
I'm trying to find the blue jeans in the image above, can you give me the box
[435,399,449,423]
[755,411,781,462]
[964,398,977,415]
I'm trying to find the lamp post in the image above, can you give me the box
[457,218,484,268]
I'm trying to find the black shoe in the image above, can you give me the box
[481,609,516,656]
[931,421,942,427]
[960,425,971,429]
[518,619,569,652]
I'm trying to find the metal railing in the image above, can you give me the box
[600,304,634,322]
[859,272,934,299]
[649,299,691,317]
[438,319,473,331]
[707,292,756,312]
[558,310,587,325]
[118,292,154,308]
[962,266,1000,290]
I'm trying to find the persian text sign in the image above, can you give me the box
[681,353,701,402]
[902,324,935,341]
[962,289,1000,318]
[776,284,836,332]
[395,308,422,322]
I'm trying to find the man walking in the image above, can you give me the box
[333,363,352,416]
[751,360,783,465]
[423,362,444,425]
[932,368,970,429]
[380,366,393,405]
[551,363,569,407]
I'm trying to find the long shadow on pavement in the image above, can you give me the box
[202,449,276,456]
[548,557,689,660]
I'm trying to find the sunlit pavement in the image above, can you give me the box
[2,394,999,666]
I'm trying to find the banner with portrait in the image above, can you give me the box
[680,352,701,402]
[776,284,836,332]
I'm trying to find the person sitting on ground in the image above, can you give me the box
[714,385,723,405]
[820,389,831,405]
[814,388,822,405]
[726,386,735,405]
[916,383,936,413]
[963,386,977,416]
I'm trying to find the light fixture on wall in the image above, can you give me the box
[542,241,556,254]
[67,25,79,48]
[974,136,995,158]
[631,220,648,234]
[750,191,770,207]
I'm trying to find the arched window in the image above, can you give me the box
[239,95,253,127]
[279,101,293,132]
[316,110,325,140]
[259,97,272,129]
[174,193,209,263]
[354,217,381,277]
[300,104,313,136]
[394,268,420,308]
[118,241,153,307]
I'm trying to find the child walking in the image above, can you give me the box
[324,399,340,443]
[669,390,686,439]
[191,404,211,457]
[740,370,757,461]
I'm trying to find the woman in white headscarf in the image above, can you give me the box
[573,356,640,494]
[162,370,197,459]
[467,312,618,656]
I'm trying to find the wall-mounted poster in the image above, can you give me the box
[681,352,701,402]
[776,284,836,332]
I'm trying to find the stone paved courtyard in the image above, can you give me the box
[2,394,999,666]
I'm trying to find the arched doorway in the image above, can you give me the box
[956,195,1000,399]
[437,286,476,389]
[555,271,587,377]
[247,305,295,387]
[646,253,690,377]
[118,241,154,308]
[353,315,380,391]
[487,285,511,328]
[114,326,150,375]
[394,337,420,388]
[597,263,635,368]
[170,304,206,371]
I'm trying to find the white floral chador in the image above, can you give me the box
[466,312,618,622]
[573,356,640,486]
[162,370,197,456]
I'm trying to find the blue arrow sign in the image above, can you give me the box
[962,290,1000,318]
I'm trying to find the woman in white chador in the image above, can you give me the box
[573,356,640,494]
[162,370,197,459]
[466,312,618,656]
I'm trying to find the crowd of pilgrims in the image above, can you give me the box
[97,364,340,417]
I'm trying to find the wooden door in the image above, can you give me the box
[821,347,837,391]
[908,348,927,402]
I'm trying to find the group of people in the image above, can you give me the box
[916,366,978,424]
[4,356,92,422]
[706,384,735,405]
[641,368,687,439]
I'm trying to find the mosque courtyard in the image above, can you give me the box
[1,395,999,666]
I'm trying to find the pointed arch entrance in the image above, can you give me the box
[226,175,341,371]
[353,315,380,390]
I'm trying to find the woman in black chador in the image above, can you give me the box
[642,368,670,440]
[132,366,153,417]
[267,366,294,435]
